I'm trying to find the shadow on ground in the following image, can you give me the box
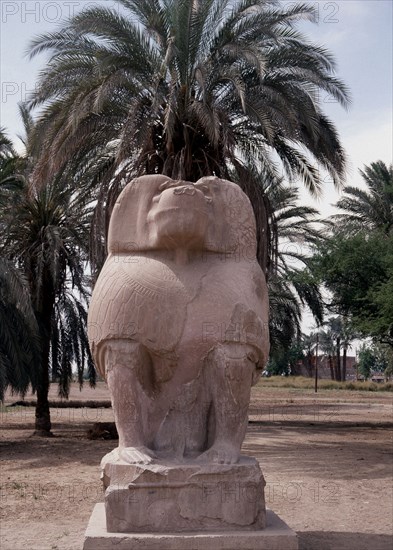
[244,423,392,480]
[298,531,393,550]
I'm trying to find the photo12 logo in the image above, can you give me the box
[1,81,37,104]
[282,1,339,24]
[1,1,121,24]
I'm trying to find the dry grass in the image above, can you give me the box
[258,375,393,392]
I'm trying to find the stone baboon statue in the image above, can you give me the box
[88,175,269,465]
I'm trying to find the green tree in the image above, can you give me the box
[266,340,304,376]
[380,344,393,379]
[358,345,377,381]
[27,0,349,274]
[311,232,393,348]
[0,116,95,434]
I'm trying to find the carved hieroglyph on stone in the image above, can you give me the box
[87,175,271,534]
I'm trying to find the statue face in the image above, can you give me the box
[147,181,210,250]
[107,175,257,257]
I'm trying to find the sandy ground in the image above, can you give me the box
[1,382,392,550]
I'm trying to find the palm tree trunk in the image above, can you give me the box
[307,352,313,378]
[336,337,342,381]
[342,347,347,381]
[34,313,53,435]
[35,354,51,435]
[329,355,334,380]
[33,270,55,436]
[333,356,338,381]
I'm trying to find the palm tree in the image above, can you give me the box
[337,317,356,381]
[27,0,349,275]
[317,316,356,381]
[300,331,317,377]
[318,327,335,380]
[265,181,324,354]
[0,257,40,401]
[0,128,20,187]
[0,130,40,400]
[333,161,393,236]
[0,128,15,158]
[268,276,302,357]
[272,186,323,266]
[329,316,344,381]
[0,116,95,434]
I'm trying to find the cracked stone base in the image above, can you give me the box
[83,504,298,550]
[101,456,266,532]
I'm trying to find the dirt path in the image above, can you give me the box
[1,383,392,550]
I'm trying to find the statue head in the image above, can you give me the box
[107,175,257,259]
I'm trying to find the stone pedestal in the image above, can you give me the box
[83,455,298,549]
[83,505,299,549]
[101,456,266,533]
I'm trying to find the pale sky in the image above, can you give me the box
[296,0,393,215]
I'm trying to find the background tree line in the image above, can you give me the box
[268,161,393,380]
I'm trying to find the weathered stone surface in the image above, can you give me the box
[83,505,299,550]
[87,176,270,467]
[86,176,275,542]
[101,456,265,533]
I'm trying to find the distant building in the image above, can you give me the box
[295,355,358,380]
[370,373,386,383]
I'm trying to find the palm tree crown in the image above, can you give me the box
[0,112,95,430]
[333,160,393,236]
[263,180,324,354]
[27,0,350,273]
[0,128,15,158]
